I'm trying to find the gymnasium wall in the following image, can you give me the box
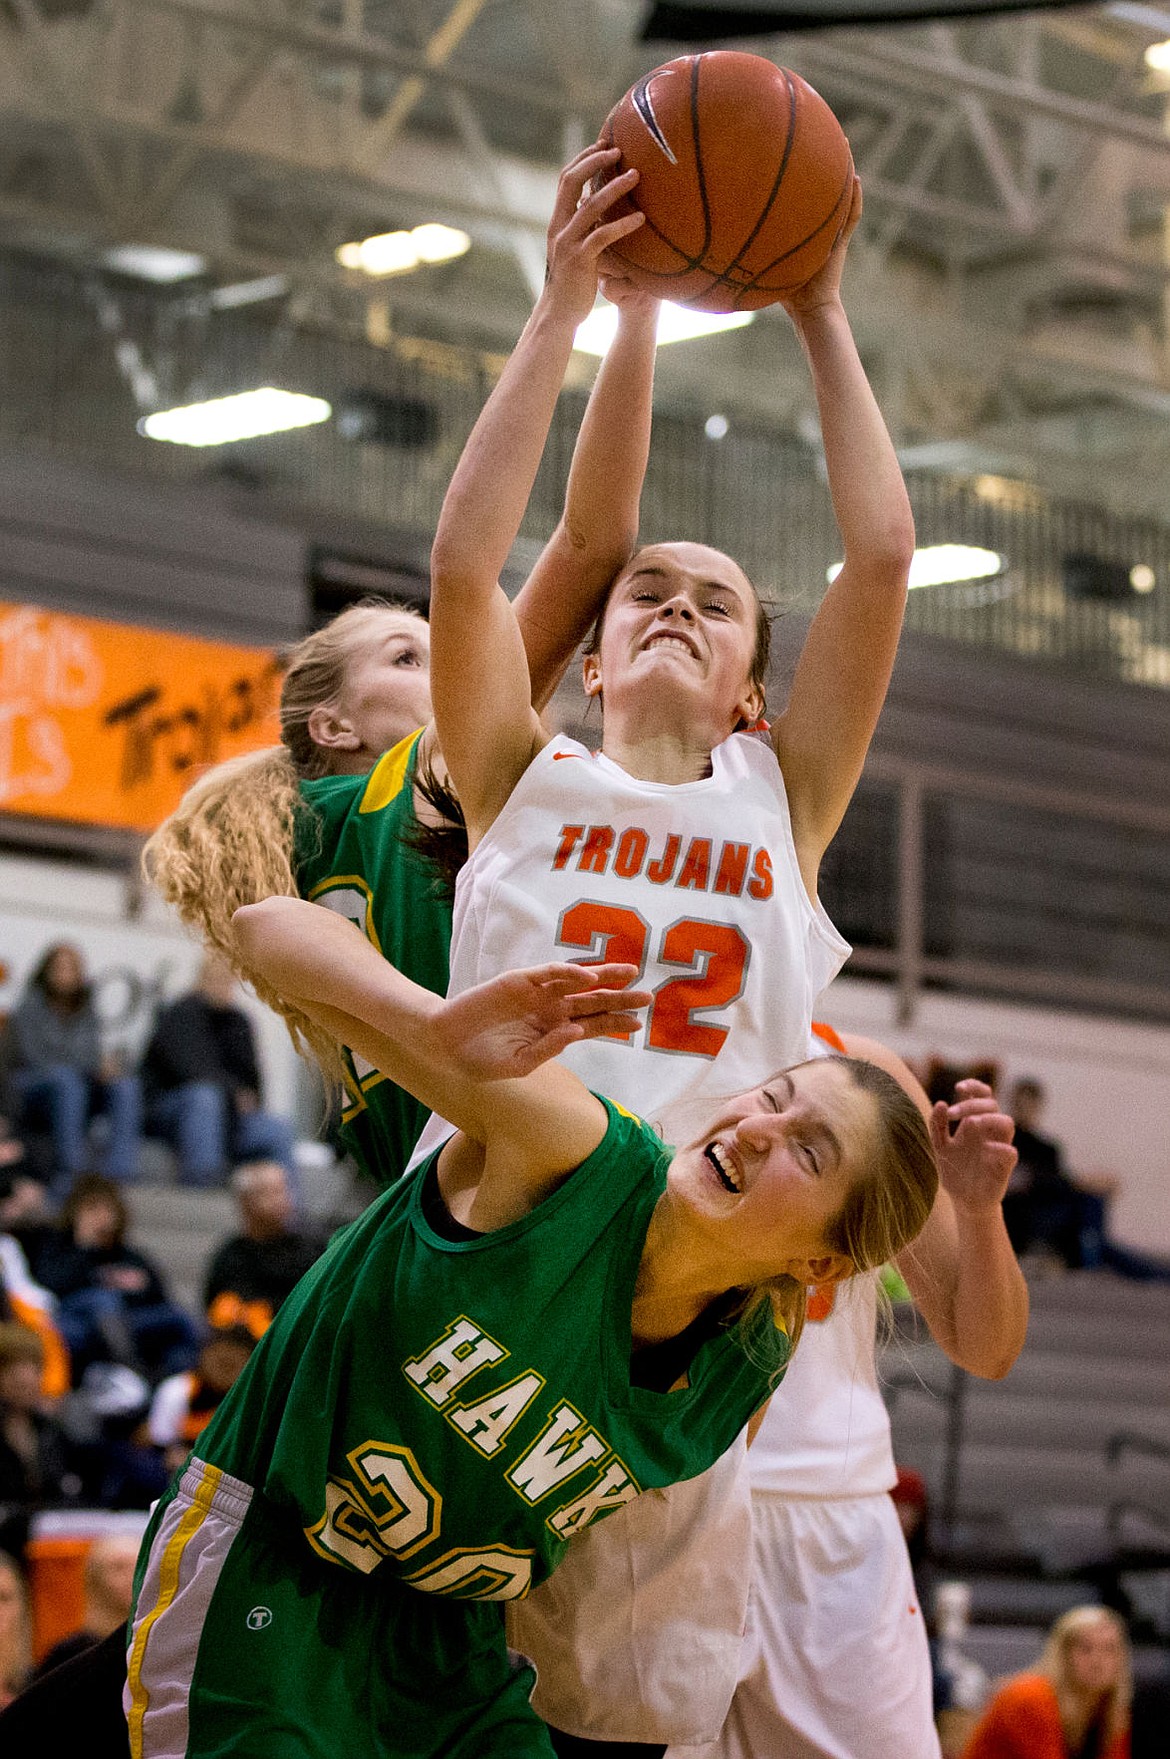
[821,972,1170,1258]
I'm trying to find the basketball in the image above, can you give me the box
[597,52,853,312]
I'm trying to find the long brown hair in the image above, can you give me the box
[143,600,430,1073]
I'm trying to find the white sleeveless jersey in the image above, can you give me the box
[416,732,848,1166]
[746,1271,897,1498]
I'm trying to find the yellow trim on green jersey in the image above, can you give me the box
[360,728,424,814]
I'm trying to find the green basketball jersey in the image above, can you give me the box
[195,1100,788,1604]
[296,729,452,1184]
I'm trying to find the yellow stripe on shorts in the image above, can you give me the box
[126,1461,224,1759]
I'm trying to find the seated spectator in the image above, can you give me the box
[203,1160,323,1338]
[7,945,141,1196]
[1009,1079,1170,1281]
[0,1324,76,1560]
[142,953,296,1190]
[0,1150,68,1401]
[0,1550,30,1709]
[960,1604,1131,1759]
[26,1531,140,1682]
[28,1175,200,1383]
[145,1324,255,1479]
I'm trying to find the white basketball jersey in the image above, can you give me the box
[415,731,848,1172]
[745,1272,897,1498]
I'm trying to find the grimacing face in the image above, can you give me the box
[668,1058,881,1285]
[584,543,764,737]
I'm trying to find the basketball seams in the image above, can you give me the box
[741,159,854,295]
[610,55,711,278]
[600,53,851,312]
[689,54,714,269]
[688,64,801,309]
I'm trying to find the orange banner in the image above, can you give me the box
[0,602,282,833]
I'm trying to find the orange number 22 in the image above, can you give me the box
[556,901,748,1057]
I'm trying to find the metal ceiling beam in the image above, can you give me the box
[124,0,570,114]
[356,0,491,172]
[795,30,1170,158]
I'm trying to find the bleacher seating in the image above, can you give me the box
[883,1271,1170,1681]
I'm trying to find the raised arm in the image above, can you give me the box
[428,146,644,844]
[233,898,646,1202]
[772,183,916,891]
[513,284,659,712]
[838,1032,1028,1379]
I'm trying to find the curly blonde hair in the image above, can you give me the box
[142,600,426,1075]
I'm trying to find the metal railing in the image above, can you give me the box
[4,249,1170,693]
[820,756,1170,1026]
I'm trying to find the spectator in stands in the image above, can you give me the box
[0,1549,31,1708]
[960,1604,1131,1759]
[145,1324,255,1479]
[1010,1079,1170,1281]
[1003,1078,1085,1266]
[8,945,141,1196]
[26,1531,140,1681]
[203,1160,322,1337]
[28,1174,200,1382]
[0,1323,75,1560]
[142,953,296,1190]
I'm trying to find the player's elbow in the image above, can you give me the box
[559,512,638,578]
[429,523,487,601]
[231,897,291,967]
[843,502,915,584]
[950,1334,1023,1381]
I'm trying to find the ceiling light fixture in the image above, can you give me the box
[103,244,207,284]
[336,223,471,278]
[574,302,753,356]
[827,543,1004,590]
[1144,37,1170,69]
[1130,563,1157,593]
[139,387,332,446]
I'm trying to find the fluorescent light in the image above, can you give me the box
[827,544,1004,590]
[411,223,471,264]
[574,302,754,356]
[139,387,332,446]
[209,275,289,309]
[1144,37,1170,68]
[336,222,471,278]
[103,244,207,283]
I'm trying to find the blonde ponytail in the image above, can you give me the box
[142,746,341,1077]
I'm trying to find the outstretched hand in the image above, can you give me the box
[432,962,650,1081]
[543,143,646,329]
[930,1079,1018,1215]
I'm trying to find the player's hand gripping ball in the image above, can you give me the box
[595,51,853,313]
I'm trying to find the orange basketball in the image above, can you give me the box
[597,52,853,313]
